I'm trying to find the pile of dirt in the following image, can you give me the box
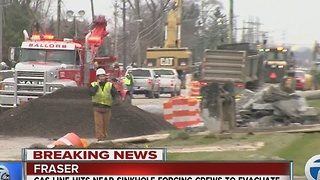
[0,87,175,139]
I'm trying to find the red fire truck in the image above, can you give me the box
[0,15,131,109]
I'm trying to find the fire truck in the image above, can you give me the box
[0,15,130,109]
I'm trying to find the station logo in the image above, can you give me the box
[305,154,320,180]
[0,165,10,180]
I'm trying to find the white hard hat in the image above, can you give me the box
[96,68,106,76]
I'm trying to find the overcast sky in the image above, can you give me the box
[60,0,320,49]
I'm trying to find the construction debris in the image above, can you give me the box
[237,85,320,127]
[0,87,176,139]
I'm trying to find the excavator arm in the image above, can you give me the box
[163,0,182,48]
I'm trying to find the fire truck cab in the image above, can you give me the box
[0,30,130,108]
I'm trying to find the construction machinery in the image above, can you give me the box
[0,15,131,110]
[145,0,192,88]
[199,43,262,134]
[200,43,262,94]
[260,46,294,83]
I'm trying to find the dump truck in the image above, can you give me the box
[260,46,295,83]
[199,43,262,133]
[200,43,263,94]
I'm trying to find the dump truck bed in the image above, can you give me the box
[201,49,259,84]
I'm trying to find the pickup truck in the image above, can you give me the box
[153,68,181,97]
[125,68,160,98]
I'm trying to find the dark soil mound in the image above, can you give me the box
[0,87,175,139]
[41,87,91,100]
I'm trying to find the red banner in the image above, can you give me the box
[26,162,291,176]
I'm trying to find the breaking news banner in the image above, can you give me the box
[22,149,166,161]
[0,161,23,180]
[24,162,293,180]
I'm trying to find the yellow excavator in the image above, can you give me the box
[144,0,192,88]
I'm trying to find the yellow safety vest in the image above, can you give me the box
[91,82,113,106]
[124,75,133,86]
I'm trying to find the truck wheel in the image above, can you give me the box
[148,91,154,99]
[171,87,177,97]
[154,89,160,99]
[177,90,181,96]
[125,94,132,104]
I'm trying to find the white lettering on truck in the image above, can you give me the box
[28,43,67,48]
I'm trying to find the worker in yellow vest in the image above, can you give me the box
[89,68,118,142]
[124,71,134,97]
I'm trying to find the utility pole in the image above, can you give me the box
[0,0,3,63]
[90,0,95,22]
[114,0,119,58]
[57,0,61,38]
[122,0,127,68]
[255,17,261,44]
[228,0,234,44]
[136,21,141,67]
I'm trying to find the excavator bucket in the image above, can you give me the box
[200,82,236,133]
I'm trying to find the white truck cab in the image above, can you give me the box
[0,34,82,108]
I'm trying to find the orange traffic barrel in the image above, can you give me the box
[163,99,173,124]
[47,132,84,148]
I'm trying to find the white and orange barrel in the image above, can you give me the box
[187,98,202,126]
[190,81,201,97]
[171,97,192,129]
[163,99,173,124]
[47,132,85,148]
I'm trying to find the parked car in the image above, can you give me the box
[153,68,181,97]
[285,70,312,90]
[125,68,160,98]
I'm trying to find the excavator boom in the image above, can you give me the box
[164,0,182,48]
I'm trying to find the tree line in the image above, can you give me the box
[1,0,229,64]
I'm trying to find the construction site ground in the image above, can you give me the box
[0,94,170,160]
[1,91,320,178]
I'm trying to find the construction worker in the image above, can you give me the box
[89,68,118,142]
[124,71,134,97]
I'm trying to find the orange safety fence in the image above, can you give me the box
[163,96,202,129]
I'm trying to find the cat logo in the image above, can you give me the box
[160,57,174,66]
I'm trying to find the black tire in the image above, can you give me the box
[171,87,177,97]
[177,90,181,96]
[148,91,154,99]
[125,94,132,104]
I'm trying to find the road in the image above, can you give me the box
[0,93,173,160]
[132,94,171,106]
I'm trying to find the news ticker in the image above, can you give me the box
[0,149,293,180]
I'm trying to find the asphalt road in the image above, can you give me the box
[132,94,172,105]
